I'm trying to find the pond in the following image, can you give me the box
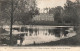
[0,25,77,45]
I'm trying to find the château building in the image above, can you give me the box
[32,13,54,22]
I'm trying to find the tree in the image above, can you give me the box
[49,6,63,25]
[53,6,63,22]
[0,0,39,45]
[0,0,39,25]
[49,8,55,14]
[63,0,79,25]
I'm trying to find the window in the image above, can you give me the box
[58,20,62,23]
[65,21,71,23]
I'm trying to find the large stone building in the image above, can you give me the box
[33,13,54,21]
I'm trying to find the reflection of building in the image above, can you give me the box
[4,25,76,45]
[3,25,76,45]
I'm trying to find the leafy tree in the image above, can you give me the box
[63,0,79,25]
[53,6,63,22]
[0,0,39,25]
[49,8,55,14]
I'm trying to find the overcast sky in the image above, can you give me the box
[36,0,76,9]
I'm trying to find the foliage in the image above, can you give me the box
[49,6,63,25]
[49,0,80,26]
[0,0,39,25]
[63,0,80,25]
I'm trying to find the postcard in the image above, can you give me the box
[0,0,80,51]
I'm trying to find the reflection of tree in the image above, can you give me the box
[48,29,55,35]
[29,28,33,36]
[54,28,61,37]
[34,29,37,35]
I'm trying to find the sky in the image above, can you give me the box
[36,0,76,9]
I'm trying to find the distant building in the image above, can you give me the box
[32,13,54,21]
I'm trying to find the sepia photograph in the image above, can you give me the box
[0,0,80,49]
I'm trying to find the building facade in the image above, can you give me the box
[32,13,54,21]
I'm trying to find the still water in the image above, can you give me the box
[3,25,77,45]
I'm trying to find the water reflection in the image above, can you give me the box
[15,27,74,37]
[1,25,76,45]
[11,26,76,45]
